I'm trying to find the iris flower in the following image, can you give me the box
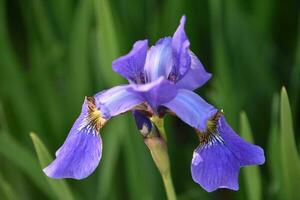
[44,16,265,192]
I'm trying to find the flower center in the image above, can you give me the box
[197,110,224,148]
[78,96,107,133]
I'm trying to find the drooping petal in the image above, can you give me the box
[130,77,178,111]
[44,130,102,180]
[176,51,212,90]
[163,89,217,131]
[144,37,173,82]
[94,85,144,117]
[44,99,103,179]
[218,116,265,166]
[170,15,191,81]
[191,116,265,192]
[112,40,148,83]
[191,142,240,192]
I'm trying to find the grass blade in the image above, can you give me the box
[0,173,17,200]
[239,111,262,200]
[30,133,74,200]
[280,87,300,200]
[0,133,53,198]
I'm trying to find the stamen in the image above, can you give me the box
[78,96,107,134]
[197,110,224,148]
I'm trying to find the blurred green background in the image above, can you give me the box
[0,0,300,199]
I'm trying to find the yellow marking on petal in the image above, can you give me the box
[78,97,107,133]
[197,110,224,147]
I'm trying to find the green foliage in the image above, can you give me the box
[280,88,300,200]
[240,112,262,200]
[30,133,74,200]
[0,0,299,199]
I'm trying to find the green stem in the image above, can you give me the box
[143,117,177,200]
[161,171,177,200]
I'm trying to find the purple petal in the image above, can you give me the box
[144,37,173,82]
[130,77,178,110]
[170,15,191,81]
[94,85,144,117]
[163,89,217,131]
[176,51,212,90]
[191,142,240,192]
[191,116,265,192]
[218,116,265,166]
[112,40,148,83]
[133,110,152,135]
[44,131,102,180]
[44,100,102,179]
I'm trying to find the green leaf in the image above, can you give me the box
[280,87,300,200]
[239,111,262,200]
[30,133,74,200]
[67,0,92,114]
[0,133,53,198]
[267,94,284,199]
[93,0,122,86]
[0,173,17,200]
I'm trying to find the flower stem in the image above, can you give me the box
[143,117,177,200]
[161,170,177,200]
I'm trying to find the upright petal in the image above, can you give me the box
[163,89,217,131]
[112,40,148,83]
[44,98,104,179]
[130,77,178,111]
[191,116,265,192]
[176,51,212,90]
[170,15,191,81]
[144,37,173,82]
[95,85,144,117]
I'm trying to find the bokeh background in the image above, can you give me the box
[0,0,300,199]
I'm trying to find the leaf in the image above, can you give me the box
[267,94,284,199]
[280,87,300,200]
[67,0,92,115]
[0,173,17,200]
[239,111,262,200]
[30,133,74,200]
[0,133,53,198]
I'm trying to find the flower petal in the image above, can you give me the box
[144,37,173,82]
[218,116,265,166]
[170,15,191,81]
[163,89,217,131]
[176,51,212,90]
[130,77,178,110]
[44,100,102,179]
[133,110,152,135]
[191,142,240,192]
[191,116,265,192]
[95,85,144,117]
[112,40,148,83]
[44,131,102,180]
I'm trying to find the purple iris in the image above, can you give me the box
[44,16,265,192]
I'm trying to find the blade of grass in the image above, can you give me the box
[0,133,54,198]
[30,133,74,200]
[240,111,262,200]
[280,87,300,200]
[209,0,238,127]
[67,0,92,115]
[267,93,284,199]
[0,0,42,137]
[0,173,17,200]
